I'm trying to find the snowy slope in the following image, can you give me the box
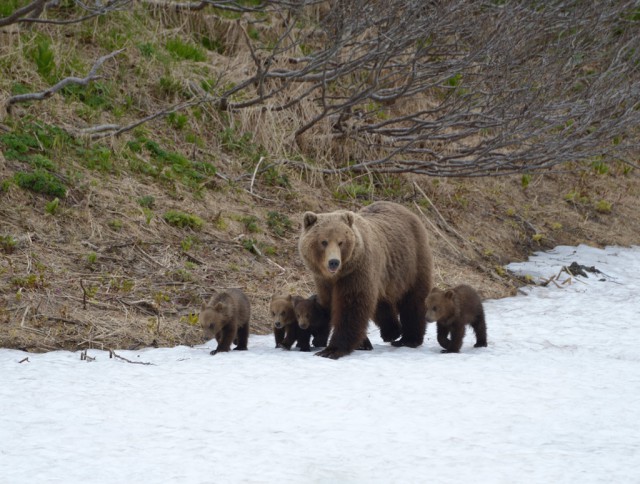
[1,244,640,484]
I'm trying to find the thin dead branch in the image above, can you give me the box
[108,349,154,365]
[6,49,125,111]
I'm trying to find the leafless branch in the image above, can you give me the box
[108,349,154,365]
[212,0,640,176]
[0,0,47,27]
[6,49,125,111]
[0,0,133,27]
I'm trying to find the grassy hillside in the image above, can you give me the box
[1,2,639,351]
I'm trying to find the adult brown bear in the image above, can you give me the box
[298,201,433,359]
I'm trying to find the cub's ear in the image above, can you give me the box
[201,301,207,312]
[343,212,355,227]
[303,212,318,229]
[445,290,454,300]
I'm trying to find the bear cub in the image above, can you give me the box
[270,293,305,350]
[293,294,331,350]
[425,285,487,353]
[199,288,250,355]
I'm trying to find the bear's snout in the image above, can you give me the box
[274,321,283,329]
[328,259,340,272]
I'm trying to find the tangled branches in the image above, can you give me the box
[3,0,639,177]
[236,0,640,176]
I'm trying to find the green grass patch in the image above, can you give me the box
[0,235,17,254]
[334,181,373,201]
[166,38,207,62]
[595,200,612,214]
[261,166,290,188]
[200,35,225,54]
[163,210,203,230]
[126,137,216,188]
[14,171,67,198]
[220,126,266,163]
[62,82,113,110]
[27,37,57,83]
[167,112,188,130]
[137,195,155,208]
[267,211,292,237]
[0,0,32,16]
[45,197,60,215]
[240,215,260,233]
[10,83,31,95]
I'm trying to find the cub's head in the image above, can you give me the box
[425,288,456,322]
[270,293,297,329]
[293,297,314,330]
[298,210,358,278]
[199,294,233,339]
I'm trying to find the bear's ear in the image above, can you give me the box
[303,212,318,229]
[343,212,355,227]
[444,290,454,300]
[201,301,207,312]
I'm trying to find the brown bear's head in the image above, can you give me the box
[199,292,233,339]
[298,210,359,278]
[425,287,456,323]
[270,293,297,329]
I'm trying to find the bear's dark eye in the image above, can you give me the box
[271,311,275,317]
[281,311,285,317]
[338,241,343,247]
[433,306,437,312]
[321,240,328,247]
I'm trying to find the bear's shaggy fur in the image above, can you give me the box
[298,201,433,359]
[293,294,331,350]
[199,288,250,355]
[425,285,487,353]
[270,293,304,350]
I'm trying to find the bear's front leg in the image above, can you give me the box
[280,325,298,350]
[356,337,373,351]
[297,327,312,352]
[274,327,285,348]
[436,322,451,352]
[211,326,235,355]
[444,323,465,353]
[316,287,372,359]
